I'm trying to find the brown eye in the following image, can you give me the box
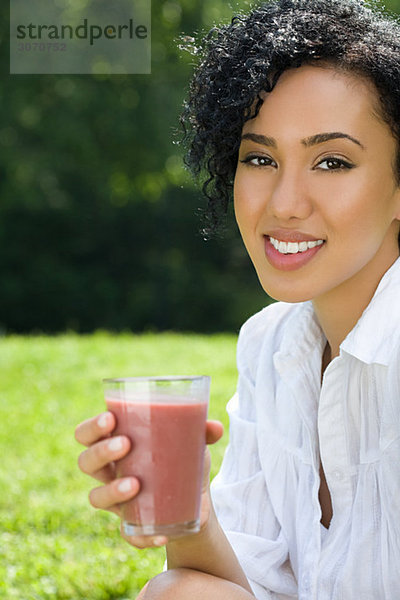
[317,157,354,171]
[240,155,277,168]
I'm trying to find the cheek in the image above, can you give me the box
[234,173,267,226]
[233,177,252,231]
[321,177,385,238]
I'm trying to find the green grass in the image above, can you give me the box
[0,332,238,600]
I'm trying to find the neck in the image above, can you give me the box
[312,248,399,363]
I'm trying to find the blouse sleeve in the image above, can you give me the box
[210,319,297,600]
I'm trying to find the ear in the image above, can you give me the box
[393,186,400,221]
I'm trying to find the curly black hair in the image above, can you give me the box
[179,0,400,235]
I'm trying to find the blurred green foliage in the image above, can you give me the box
[2,0,400,333]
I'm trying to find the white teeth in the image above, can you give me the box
[269,236,324,254]
[278,241,286,253]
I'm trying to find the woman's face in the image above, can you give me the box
[234,64,400,304]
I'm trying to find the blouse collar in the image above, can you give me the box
[275,256,400,368]
[340,256,400,365]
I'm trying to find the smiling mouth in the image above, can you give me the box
[268,236,325,254]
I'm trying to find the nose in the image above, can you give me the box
[268,167,313,221]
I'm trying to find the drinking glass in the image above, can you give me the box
[103,375,210,537]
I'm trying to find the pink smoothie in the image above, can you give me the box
[106,395,208,528]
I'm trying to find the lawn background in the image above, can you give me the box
[0,332,237,599]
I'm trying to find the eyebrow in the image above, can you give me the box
[240,131,365,150]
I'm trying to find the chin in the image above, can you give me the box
[259,281,315,304]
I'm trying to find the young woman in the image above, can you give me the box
[75,0,400,597]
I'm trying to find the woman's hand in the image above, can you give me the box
[196,421,224,534]
[75,412,223,548]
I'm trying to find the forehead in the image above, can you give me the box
[242,64,389,144]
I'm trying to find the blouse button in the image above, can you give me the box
[332,468,344,481]
[302,573,311,589]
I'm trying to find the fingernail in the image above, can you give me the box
[97,413,109,428]
[153,536,167,546]
[108,437,123,451]
[118,479,132,493]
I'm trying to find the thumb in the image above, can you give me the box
[205,420,224,445]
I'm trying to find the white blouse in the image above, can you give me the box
[211,257,400,600]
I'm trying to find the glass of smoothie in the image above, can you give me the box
[103,375,210,538]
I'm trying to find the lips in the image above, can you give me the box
[264,234,325,271]
[266,229,325,243]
